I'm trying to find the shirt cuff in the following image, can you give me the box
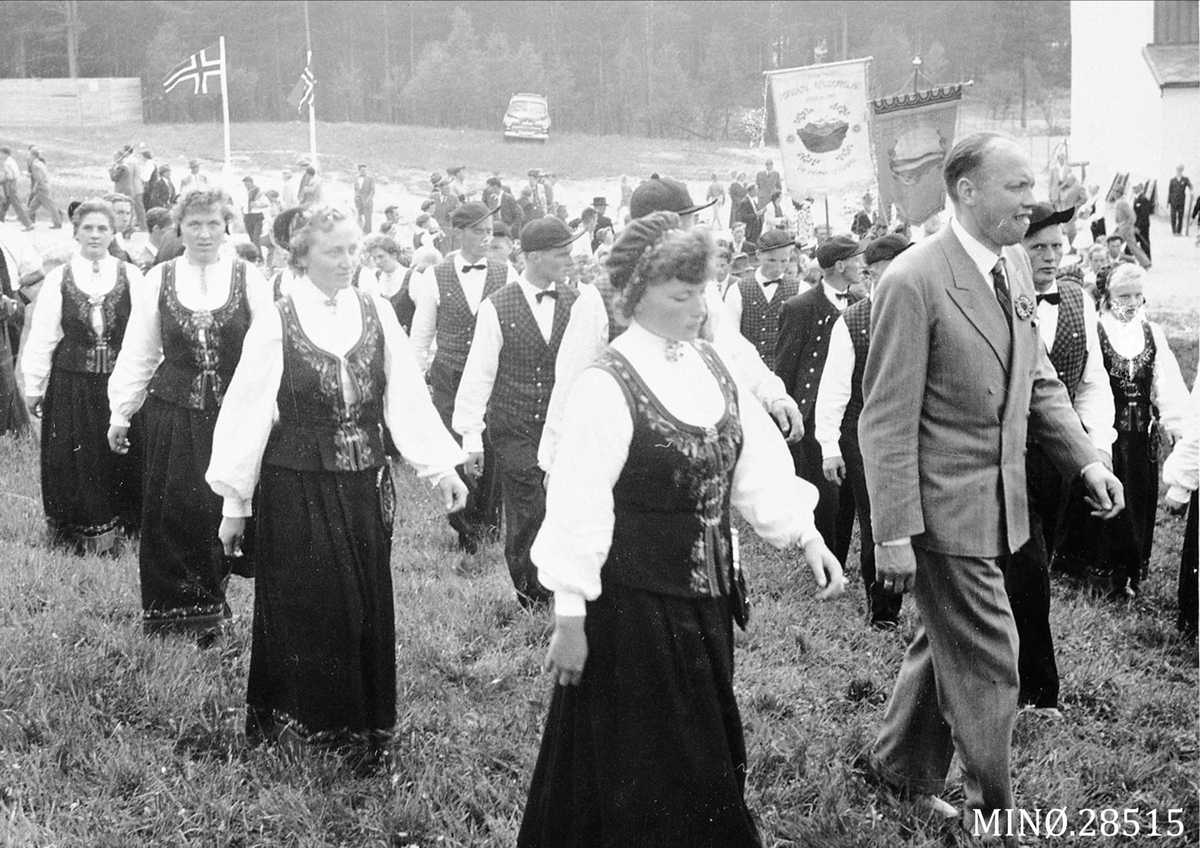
[222,496,253,518]
[553,591,587,618]
[881,537,911,547]
[109,412,132,428]
[1078,460,1103,478]
[461,432,484,455]
[1167,485,1192,506]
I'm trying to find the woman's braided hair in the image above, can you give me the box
[605,211,713,318]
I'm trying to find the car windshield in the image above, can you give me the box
[509,100,546,119]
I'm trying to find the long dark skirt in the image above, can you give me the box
[518,583,761,848]
[1098,430,1158,594]
[139,395,230,636]
[0,332,29,436]
[40,367,140,553]
[245,463,396,747]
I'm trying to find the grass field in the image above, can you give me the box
[0,341,1197,847]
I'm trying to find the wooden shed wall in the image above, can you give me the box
[0,78,143,125]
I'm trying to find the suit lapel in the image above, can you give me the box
[938,228,1011,374]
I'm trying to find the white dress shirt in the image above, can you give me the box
[453,277,559,454]
[1098,311,1190,439]
[531,320,821,617]
[0,225,43,291]
[361,265,405,300]
[107,254,272,427]
[1035,282,1116,454]
[815,310,858,462]
[206,278,466,517]
[1163,384,1199,505]
[22,255,144,398]
[538,277,794,473]
[722,268,784,329]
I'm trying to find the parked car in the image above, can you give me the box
[504,93,550,143]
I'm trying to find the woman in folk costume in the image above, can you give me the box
[1091,264,1188,597]
[22,199,142,553]
[206,205,467,769]
[518,212,844,847]
[107,187,272,641]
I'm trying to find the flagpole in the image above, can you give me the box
[219,36,232,176]
[304,0,317,166]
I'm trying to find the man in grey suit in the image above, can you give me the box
[354,164,376,233]
[858,132,1124,844]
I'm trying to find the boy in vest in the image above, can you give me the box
[454,218,582,607]
[814,233,910,628]
[722,228,801,370]
[1012,202,1116,713]
[410,201,509,554]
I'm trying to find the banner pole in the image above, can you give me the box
[219,36,231,176]
[304,1,317,167]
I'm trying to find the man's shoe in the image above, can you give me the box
[1019,705,1064,721]
[854,748,959,820]
[916,793,959,819]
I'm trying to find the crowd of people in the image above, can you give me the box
[0,130,1196,847]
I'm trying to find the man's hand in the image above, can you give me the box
[544,615,587,686]
[768,398,804,444]
[802,538,845,600]
[107,424,130,455]
[822,455,845,485]
[437,474,469,513]
[218,516,246,557]
[1081,463,1125,519]
[463,451,485,479]
[875,541,918,595]
[25,396,42,419]
[1098,450,1113,472]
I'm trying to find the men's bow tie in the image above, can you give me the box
[762,278,780,288]
[1036,292,1061,305]
[536,289,558,303]
[461,263,486,273]
[832,290,848,300]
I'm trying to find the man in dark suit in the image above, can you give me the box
[756,160,782,217]
[858,132,1124,843]
[728,171,746,230]
[591,196,613,252]
[354,164,376,233]
[775,234,865,564]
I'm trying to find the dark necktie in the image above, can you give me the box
[461,263,486,273]
[535,289,558,303]
[1036,291,1061,305]
[991,260,1011,326]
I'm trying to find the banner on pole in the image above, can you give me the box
[287,53,315,113]
[871,85,962,225]
[767,58,874,234]
[163,44,224,96]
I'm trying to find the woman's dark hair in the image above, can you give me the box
[606,211,712,318]
[71,197,117,231]
[271,206,307,251]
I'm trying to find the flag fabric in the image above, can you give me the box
[163,44,224,95]
[767,58,875,232]
[871,85,962,225]
[287,55,315,113]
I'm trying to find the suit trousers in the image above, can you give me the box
[842,433,902,624]
[357,203,373,234]
[488,412,551,605]
[790,428,855,563]
[1178,491,1198,637]
[430,359,502,549]
[1000,445,1061,708]
[871,549,1019,822]
[28,187,61,226]
[0,181,32,227]
[1170,203,1186,235]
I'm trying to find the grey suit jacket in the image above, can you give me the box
[858,224,1098,557]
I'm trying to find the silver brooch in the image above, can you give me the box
[664,339,684,362]
[1014,294,1035,321]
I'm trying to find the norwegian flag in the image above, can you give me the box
[287,53,315,113]
[163,44,225,95]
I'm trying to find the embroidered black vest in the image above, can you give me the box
[431,258,507,373]
[263,291,388,472]
[147,259,250,410]
[1099,320,1156,434]
[596,342,744,600]
[841,298,872,440]
[737,277,800,370]
[52,262,131,375]
[1046,282,1088,401]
